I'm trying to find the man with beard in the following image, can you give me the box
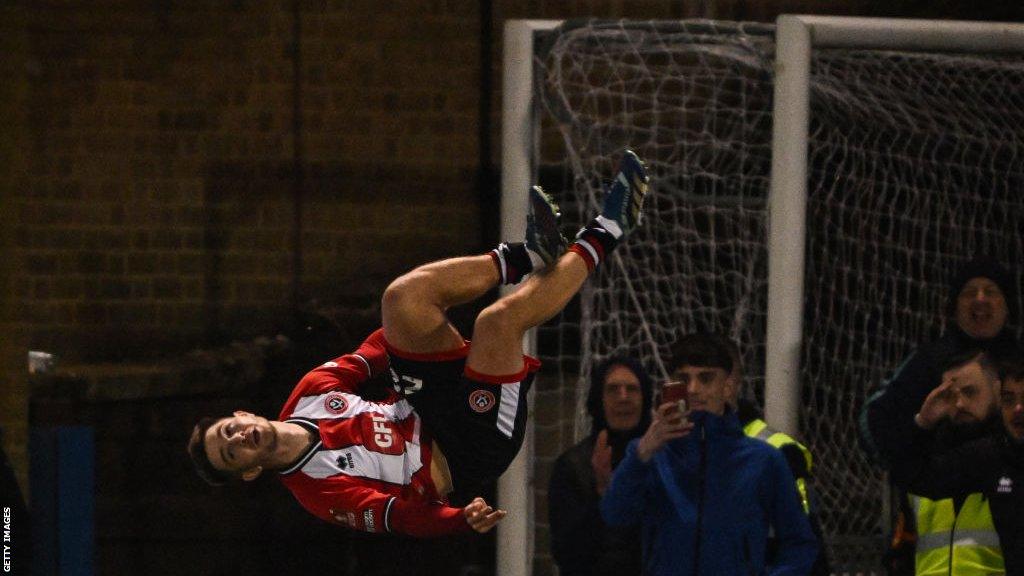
[548,356,654,576]
[860,256,1018,575]
[891,352,1024,575]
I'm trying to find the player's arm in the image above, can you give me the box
[327,327,390,389]
[462,496,506,533]
[286,329,390,402]
[294,477,500,538]
[351,327,389,377]
[392,494,505,535]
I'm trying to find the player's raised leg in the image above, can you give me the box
[381,186,568,355]
[467,150,649,376]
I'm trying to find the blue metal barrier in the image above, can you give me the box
[30,426,94,576]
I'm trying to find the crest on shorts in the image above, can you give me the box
[324,392,348,414]
[469,389,496,413]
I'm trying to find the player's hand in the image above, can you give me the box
[590,429,613,495]
[636,402,694,463]
[915,378,956,430]
[464,497,506,533]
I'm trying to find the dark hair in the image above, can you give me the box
[669,332,733,374]
[998,352,1024,383]
[188,416,231,486]
[939,348,999,382]
[706,332,742,380]
[586,355,654,434]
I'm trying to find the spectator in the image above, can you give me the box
[860,256,1019,575]
[861,255,1018,464]
[711,333,832,576]
[890,350,1024,575]
[600,333,817,575]
[548,355,654,576]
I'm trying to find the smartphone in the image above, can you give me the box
[661,380,689,423]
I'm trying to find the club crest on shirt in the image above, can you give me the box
[324,392,348,414]
[469,389,496,413]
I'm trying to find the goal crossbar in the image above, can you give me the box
[767,15,1024,435]
[501,15,1024,576]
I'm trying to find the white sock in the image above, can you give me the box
[595,215,623,239]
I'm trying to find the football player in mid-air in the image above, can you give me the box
[187,151,649,537]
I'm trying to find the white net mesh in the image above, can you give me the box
[531,19,1024,570]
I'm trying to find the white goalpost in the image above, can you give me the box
[501,15,1024,575]
[766,14,1024,445]
[496,19,557,576]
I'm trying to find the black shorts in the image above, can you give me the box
[385,341,539,498]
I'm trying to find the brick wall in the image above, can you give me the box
[2,0,484,503]
[6,0,1020,575]
[7,2,483,363]
[1,2,31,499]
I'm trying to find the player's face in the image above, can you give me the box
[204,411,277,478]
[602,364,643,432]
[956,277,1008,340]
[671,365,732,416]
[942,360,997,425]
[1000,378,1024,442]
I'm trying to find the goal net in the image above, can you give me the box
[530,19,1024,570]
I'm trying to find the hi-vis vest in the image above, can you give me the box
[912,493,1004,576]
[743,419,812,513]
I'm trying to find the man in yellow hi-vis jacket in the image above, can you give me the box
[859,257,1017,575]
[856,256,1015,573]
[712,333,832,576]
[904,351,1005,575]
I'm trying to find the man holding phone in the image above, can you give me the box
[600,333,818,575]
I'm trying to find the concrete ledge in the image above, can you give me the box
[31,335,291,402]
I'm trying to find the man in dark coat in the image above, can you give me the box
[860,255,1019,464]
[859,256,1019,574]
[891,352,1024,575]
[548,355,653,576]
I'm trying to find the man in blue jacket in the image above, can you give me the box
[600,333,818,575]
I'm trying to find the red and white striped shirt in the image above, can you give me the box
[278,329,468,537]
